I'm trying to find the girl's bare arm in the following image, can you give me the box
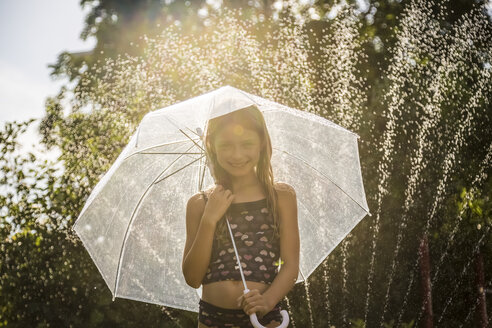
[181,193,216,289]
[182,186,235,288]
[262,182,300,309]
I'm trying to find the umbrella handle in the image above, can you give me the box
[244,289,290,328]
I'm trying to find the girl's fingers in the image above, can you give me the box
[246,304,262,316]
[244,301,254,312]
[250,306,259,315]
[245,292,260,300]
[245,289,259,298]
[244,295,261,306]
[243,292,265,314]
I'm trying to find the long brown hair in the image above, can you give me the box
[203,105,280,244]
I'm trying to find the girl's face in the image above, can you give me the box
[213,123,262,177]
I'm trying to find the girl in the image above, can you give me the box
[182,105,300,328]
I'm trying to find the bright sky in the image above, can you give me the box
[0,0,95,159]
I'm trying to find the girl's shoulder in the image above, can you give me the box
[273,182,297,223]
[273,181,297,207]
[186,192,206,212]
[274,181,296,196]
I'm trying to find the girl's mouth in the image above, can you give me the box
[229,161,248,168]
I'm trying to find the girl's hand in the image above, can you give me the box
[236,289,273,318]
[202,184,235,226]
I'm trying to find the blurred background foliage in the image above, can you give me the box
[1,0,491,327]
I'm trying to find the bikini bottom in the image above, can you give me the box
[198,298,283,328]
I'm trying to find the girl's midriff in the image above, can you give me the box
[202,280,270,309]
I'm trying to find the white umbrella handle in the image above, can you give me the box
[244,288,290,328]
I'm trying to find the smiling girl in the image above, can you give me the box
[182,105,300,327]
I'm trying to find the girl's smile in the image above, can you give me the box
[229,161,248,167]
[213,123,262,176]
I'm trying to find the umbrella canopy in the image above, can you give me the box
[72,85,370,313]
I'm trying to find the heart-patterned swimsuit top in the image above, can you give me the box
[200,191,281,285]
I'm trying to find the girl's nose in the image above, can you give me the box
[231,146,244,159]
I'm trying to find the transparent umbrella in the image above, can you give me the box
[72,85,370,321]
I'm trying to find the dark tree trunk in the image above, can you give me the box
[475,250,488,327]
[420,235,433,328]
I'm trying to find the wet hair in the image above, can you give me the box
[203,105,280,245]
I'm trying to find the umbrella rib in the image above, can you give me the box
[177,129,207,190]
[198,155,208,191]
[299,268,306,282]
[135,125,141,148]
[197,135,208,191]
[137,152,203,155]
[159,113,204,152]
[155,154,206,184]
[124,139,198,160]
[99,149,192,255]
[237,89,260,107]
[113,143,200,297]
[274,148,370,214]
[184,125,201,138]
[179,128,204,152]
